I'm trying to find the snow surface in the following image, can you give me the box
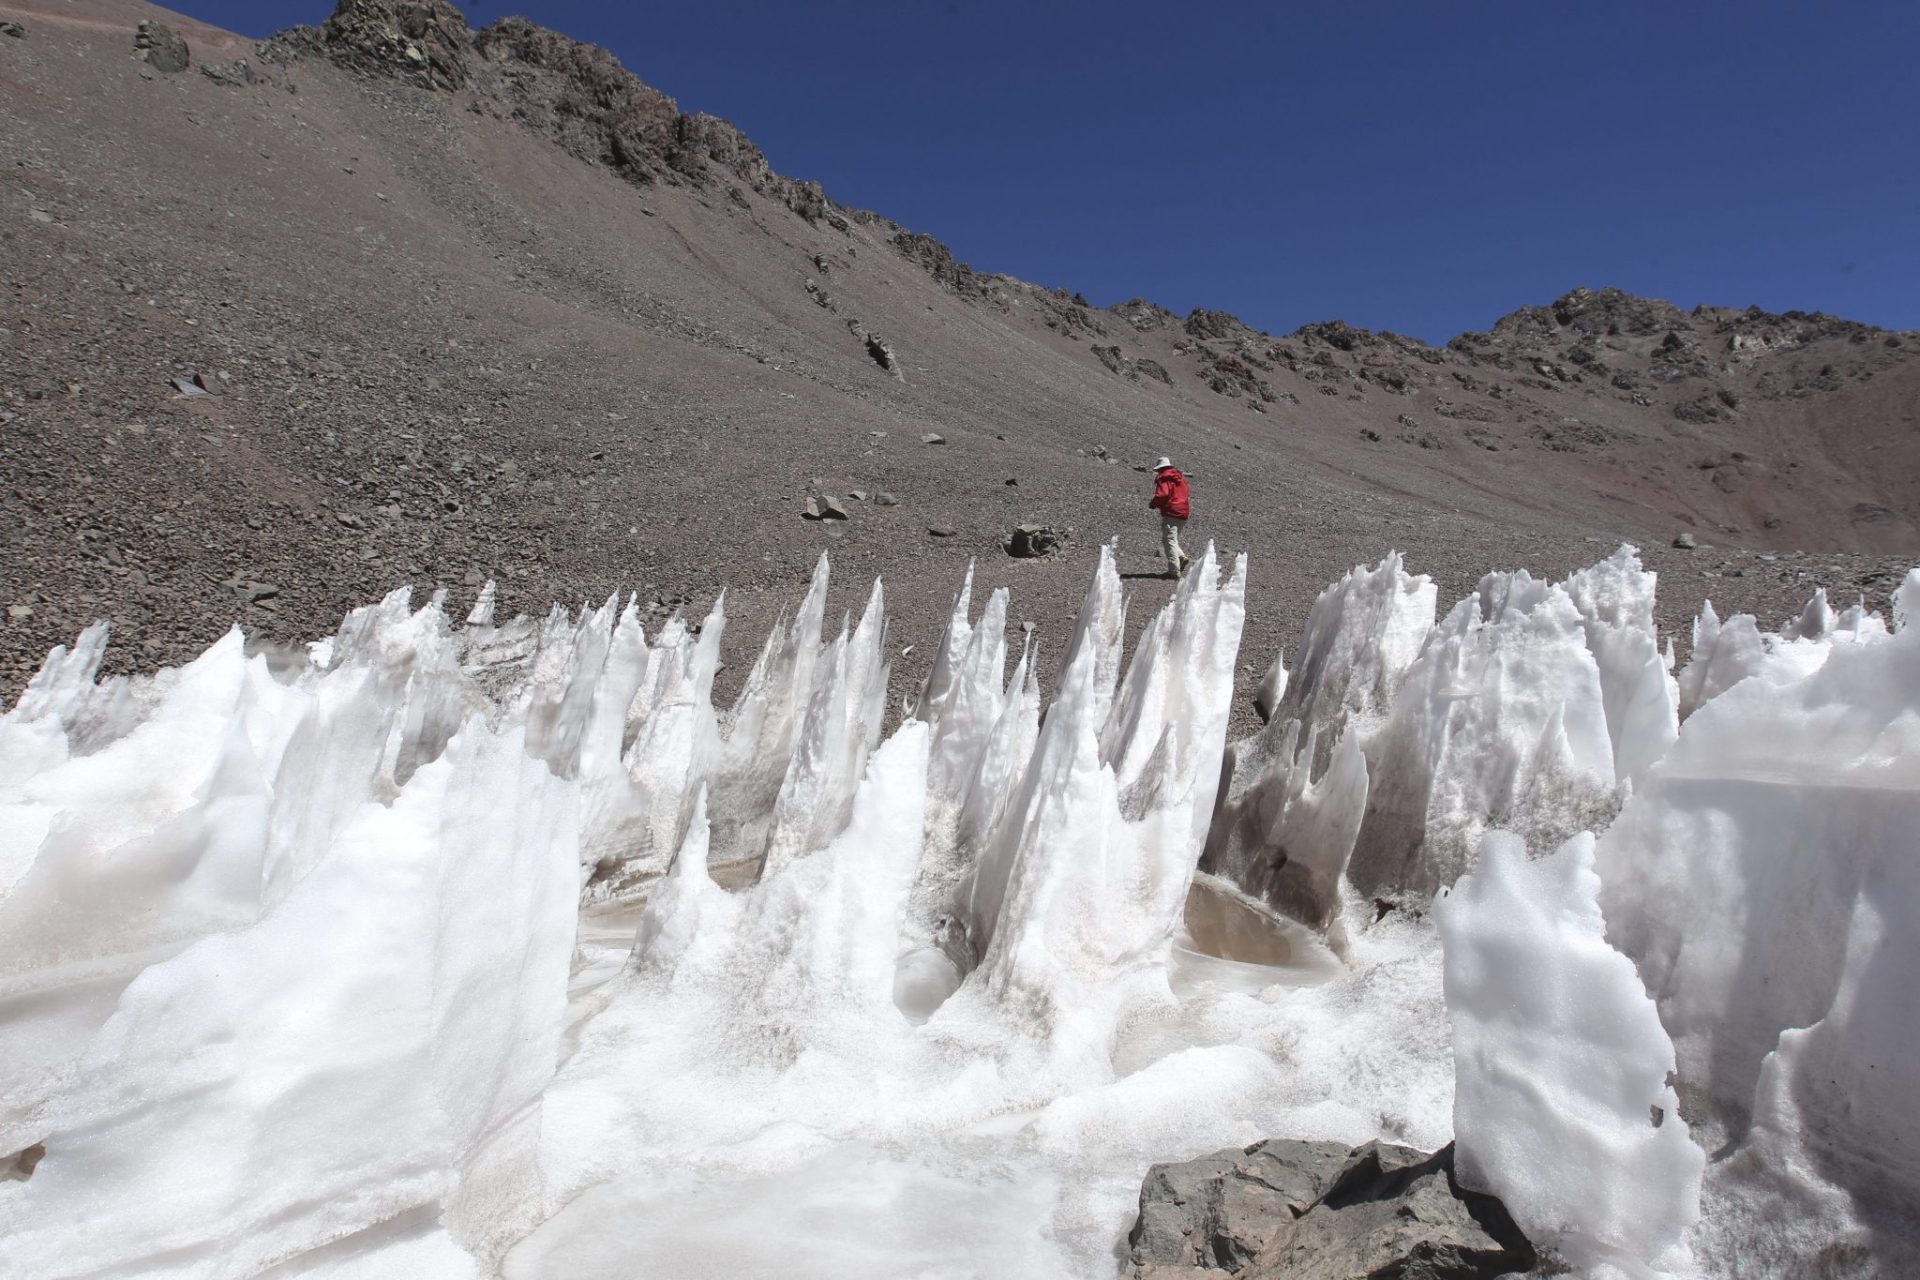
[0,548,1915,1278]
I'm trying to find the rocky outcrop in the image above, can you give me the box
[257,6,1913,439]
[264,1,847,225]
[1093,344,1175,386]
[134,20,190,74]
[1125,1139,1536,1280]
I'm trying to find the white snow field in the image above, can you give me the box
[1,545,1915,1279]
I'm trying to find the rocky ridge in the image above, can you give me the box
[257,4,1918,461]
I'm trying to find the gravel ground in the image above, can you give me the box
[3,0,1915,734]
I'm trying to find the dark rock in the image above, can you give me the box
[1128,1139,1351,1272]
[1186,309,1252,341]
[1092,343,1133,378]
[1004,524,1066,558]
[1126,1140,1535,1280]
[312,0,471,90]
[135,20,191,73]
[200,59,257,87]
[927,525,957,538]
[865,331,901,377]
[4,1142,46,1181]
[0,21,25,38]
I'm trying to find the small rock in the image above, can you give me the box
[28,209,54,224]
[6,604,33,621]
[0,21,26,38]
[1672,532,1698,550]
[1005,478,1018,486]
[802,496,849,521]
[921,432,946,446]
[873,492,900,507]
[927,525,957,538]
[1005,524,1067,558]
[200,59,255,87]
[849,490,869,502]
[170,376,211,397]
[235,580,280,603]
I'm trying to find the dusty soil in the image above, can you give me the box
[3,0,1915,726]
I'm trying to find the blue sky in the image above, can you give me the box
[181,1,1919,343]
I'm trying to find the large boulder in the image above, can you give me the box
[1125,1139,1536,1280]
[134,20,190,74]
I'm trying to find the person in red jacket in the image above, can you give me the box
[1148,456,1192,578]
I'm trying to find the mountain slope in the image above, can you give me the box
[2,0,1914,703]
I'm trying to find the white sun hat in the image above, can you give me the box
[1153,456,1172,470]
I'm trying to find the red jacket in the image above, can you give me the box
[1150,467,1190,520]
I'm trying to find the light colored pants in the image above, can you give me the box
[1161,516,1189,574]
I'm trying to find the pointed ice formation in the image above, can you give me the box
[1266,550,1436,755]
[1200,552,1430,934]
[949,546,1248,1057]
[1439,831,1702,1276]
[0,724,580,1278]
[3,546,1917,1280]
[1202,716,1370,938]
[1593,575,1920,1274]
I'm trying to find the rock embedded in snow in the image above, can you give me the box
[1126,1139,1536,1280]
[1128,1138,1352,1271]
